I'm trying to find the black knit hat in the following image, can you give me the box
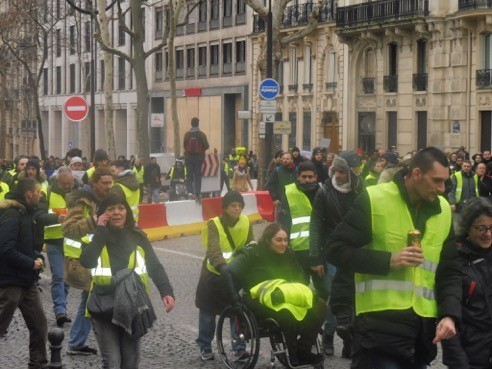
[26,158,40,172]
[222,190,245,209]
[97,192,135,228]
[93,149,109,162]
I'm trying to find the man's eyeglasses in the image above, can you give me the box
[473,225,492,234]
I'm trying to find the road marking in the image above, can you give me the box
[153,247,202,260]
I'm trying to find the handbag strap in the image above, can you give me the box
[219,218,236,250]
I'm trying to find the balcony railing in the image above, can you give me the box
[477,69,492,88]
[198,65,206,78]
[459,0,492,10]
[198,21,207,32]
[302,83,313,92]
[186,23,195,34]
[337,0,429,28]
[413,73,428,91]
[362,78,375,94]
[253,1,336,33]
[223,15,232,27]
[223,63,232,75]
[384,75,398,92]
[288,84,298,92]
[236,12,246,24]
[236,62,245,74]
[325,81,337,90]
[186,67,195,79]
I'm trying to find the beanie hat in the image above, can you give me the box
[339,151,361,168]
[26,158,40,172]
[222,190,245,209]
[312,147,322,156]
[70,156,83,164]
[383,151,399,164]
[93,149,109,162]
[97,192,135,228]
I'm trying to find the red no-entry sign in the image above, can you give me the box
[64,96,89,122]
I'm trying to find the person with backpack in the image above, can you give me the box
[183,117,209,201]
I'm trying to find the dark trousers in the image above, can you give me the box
[245,295,326,353]
[186,160,203,197]
[0,285,48,369]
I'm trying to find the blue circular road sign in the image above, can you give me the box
[258,78,280,100]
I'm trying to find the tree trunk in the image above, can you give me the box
[32,85,47,160]
[98,0,116,160]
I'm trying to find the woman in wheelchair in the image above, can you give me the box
[222,223,326,367]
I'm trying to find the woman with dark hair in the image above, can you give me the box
[442,197,492,369]
[475,163,492,198]
[223,223,326,366]
[472,153,483,170]
[79,193,175,369]
[311,148,328,184]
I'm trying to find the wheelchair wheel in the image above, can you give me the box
[216,306,260,369]
[269,332,289,368]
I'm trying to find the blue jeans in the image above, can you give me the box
[92,317,140,369]
[371,351,427,369]
[146,186,160,204]
[186,160,203,197]
[68,290,92,349]
[196,309,245,352]
[46,243,69,315]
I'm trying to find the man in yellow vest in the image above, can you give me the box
[110,160,140,222]
[0,155,28,187]
[0,178,9,201]
[448,159,479,235]
[35,167,75,327]
[195,190,254,361]
[82,149,110,184]
[325,147,461,369]
[132,158,145,203]
[62,167,113,355]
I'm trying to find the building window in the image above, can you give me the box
[223,0,232,27]
[55,29,61,57]
[198,45,207,77]
[56,66,62,94]
[387,112,397,148]
[176,49,184,79]
[210,44,219,76]
[69,25,75,55]
[141,8,146,39]
[186,47,195,78]
[326,51,337,89]
[118,57,125,90]
[118,18,125,46]
[69,64,75,93]
[43,68,48,95]
[198,1,207,31]
[223,42,232,75]
[384,43,398,92]
[155,9,163,39]
[155,52,163,81]
[289,112,297,149]
[414,39,427,91]
[85,21,91,52]
[236,40,245,74]
[289,47,298,91]
[211,0,219,29]
[303,44,313,92]
[56,0,61,19]
[84,62,90,92]
[303,111,311,151]
[478,34,492,88]
[100,60,105,90]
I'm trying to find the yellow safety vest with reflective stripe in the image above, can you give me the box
[132,166,144,184]
[86,166,95,180]
[44,191,66,240]
[250,279,313,321]
[453,171,479,204]
[40,181,49,195]
[355,182,451,318]
[63,206,92,258]
[201,214,249,275]
[168,166,187,181]
[285,183,311,252]
[0,181,9,201]
[114,182,140,222]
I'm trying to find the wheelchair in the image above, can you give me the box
[216,303,324,369]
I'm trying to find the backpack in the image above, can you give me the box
[186,131,203,154]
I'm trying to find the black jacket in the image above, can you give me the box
[143,163,161,188]
[0,193,40,288]
[325,171,461,364]
[442,240,492,369]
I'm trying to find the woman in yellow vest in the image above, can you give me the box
[79,193,175,369]
[195,190,254,361]
[222,223,326,367]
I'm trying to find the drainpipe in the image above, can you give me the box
[467,29,472,151]
[343,43,349,150]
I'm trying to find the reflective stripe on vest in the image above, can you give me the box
[201,214,250,275]
[44,191,66,240]
[115,183,140,222]
[285,183,312,251]
[355,182,451,318]
[62,207,93,258]
[250,278,314,321]
[453,171,479,204]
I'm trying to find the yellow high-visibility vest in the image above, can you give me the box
[114,182,140,222]
[132,166,144,184]
[453,171,479,204]
[0,181,9,201]
[63,207,92,259]
[355,182,451,318]
[44,191,66,240]
[285,183,311,252]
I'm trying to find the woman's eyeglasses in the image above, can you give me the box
[473,225,492,234]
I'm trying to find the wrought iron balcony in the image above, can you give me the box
[413,73,427,91]
[288,84,298,92]
[383,75,398,92]
[477,69,492,88]
[302,83,313,92]
[362,78,375,94]
[337,0,429,28]
[325,82,337,90]
[253,1,336,33]
[459,0,492,10]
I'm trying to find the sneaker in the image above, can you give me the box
[200,349,214,361]
[67,346,98,355]
[234,350,250,361]
[55,313,71,327]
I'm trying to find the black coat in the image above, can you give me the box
[0,193,40,288]
[442,241,492,369]
[325,172,461,365]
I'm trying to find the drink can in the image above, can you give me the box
[407,230,422,248]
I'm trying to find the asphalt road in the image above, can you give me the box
[0,222,447,369]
